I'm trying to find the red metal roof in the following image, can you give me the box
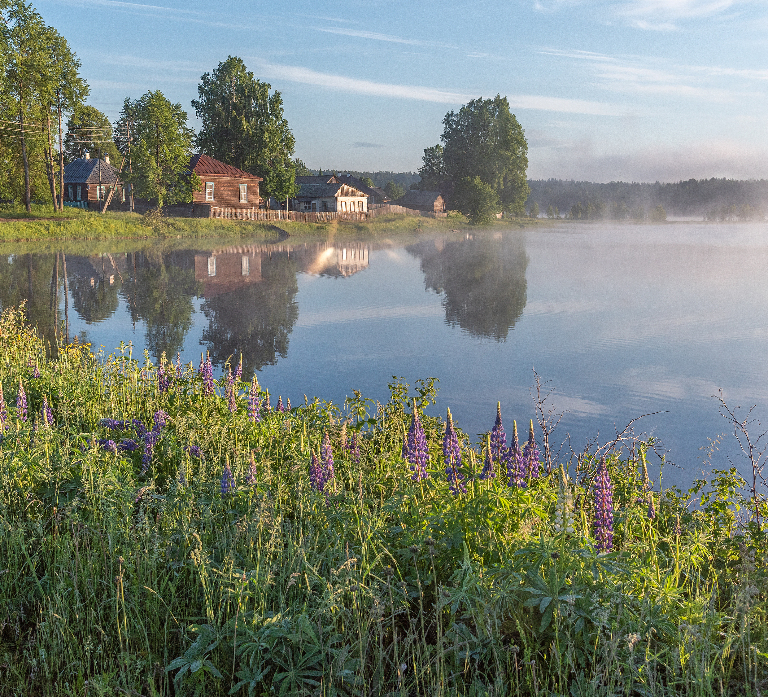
[189,154,262,180]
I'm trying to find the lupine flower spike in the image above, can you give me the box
[158,363,170,393]
[221,461,236,495]
[479,433,494,480]
[554,465,575,535]
[321,432,335,487]
[16,379,27,422]
[593,457,614,552]
[202,353,214,395]
[405,400,429,481]
[248,378,261,423]
[277,396,285,413]
[227,368,237,413]
[506,420,525,488]
[235,355,243,381]
[246,452,258,486]
[490,402,506,466]
[309,451,323,492]
[443,408,465,495]
[41,396,53,427]
[523,420,540,480]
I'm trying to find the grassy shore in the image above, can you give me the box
[0,305,765,696]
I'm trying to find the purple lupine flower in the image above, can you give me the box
[221,462,236,495]
[277,396,285,413]
[152,410,169,431]
[141,431,159,474]
[226,368,237,413]
[479,434,494,480]
[593,457,614,552]
[0,383,8,431]
[98,438,118,453]
[158,363,170,393]
[523,420,540,480]
[41,396,53,427]
[100,419,130,431]
[32,364,40,378]
[201,353,214,396]
[647,493,656,520]
[490,402,506,466]
[235,355,243,381]
[184,444,202,459]
[348,432,361,465]
[405,403,429,481]
[309,451,323,492]
[321,432,335,486]
[506,420,525,488]
[246,452,258,485]
[443,408,466,496]
[248,379,261,423]
[118,439,140,452]
[16,380,27,422]
[262,392,271,413]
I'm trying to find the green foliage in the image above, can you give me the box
[418,143,447,191]
[117,91,196,208]
[650,204,667,222]
[0,304,766,695]
[452,176,500,224]
[192,56,297,203]
[64,104,119,164]
[383,180,405,200]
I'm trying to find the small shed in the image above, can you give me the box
[292,176,367,213]
[396,190,445,213]
[63,154,123,210]
[189,154,262,210]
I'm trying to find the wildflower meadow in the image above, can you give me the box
[0,305,765,696]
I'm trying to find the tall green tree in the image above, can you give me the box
[384,180,405,200]
[418,144,447,191]
[192,56,297,204]
[64,105,118,164]
[422,96,529,219]
[117,91,196,208]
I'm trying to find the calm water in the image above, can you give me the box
[4,221,768,487]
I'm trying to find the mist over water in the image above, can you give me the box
[3,221,767,489]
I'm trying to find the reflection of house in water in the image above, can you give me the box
[195,247,263,297]
[194,242,370,295]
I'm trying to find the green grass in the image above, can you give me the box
[0,305,765,696]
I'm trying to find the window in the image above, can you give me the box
[358,200,363,211]
[239,183,248,203]
[205,182,215,201]
[96,185,106,201]
[321,200,328,211]
[207,256,216,277]
[67,185,73,200]
[76,185,82,201]
[241,255,250,276]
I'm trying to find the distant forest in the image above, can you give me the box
[309,170,420,191]
[525,178,768,220]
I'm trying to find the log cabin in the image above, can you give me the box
[395,190,446,213]
[63,154,124,210]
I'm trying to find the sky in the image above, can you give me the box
[37,0,768,182]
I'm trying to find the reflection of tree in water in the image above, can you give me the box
[121,251,199,360]
[67,256,121,324]
[407,234,528,341]
[201,253,299,376]
[0,253,66,351]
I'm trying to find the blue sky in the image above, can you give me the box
[39,0,768,182]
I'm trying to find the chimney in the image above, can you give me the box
[84,152,90,160]
[104,155,110,165]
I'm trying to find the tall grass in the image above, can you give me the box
[0,305,765,696]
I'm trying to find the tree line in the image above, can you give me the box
[527,178,768,220]
[0,2,298,211]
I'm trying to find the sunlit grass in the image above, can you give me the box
[0,305,765,695]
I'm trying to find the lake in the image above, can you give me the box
[3,221,767,488]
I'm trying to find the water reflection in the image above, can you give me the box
[407,232,528,340]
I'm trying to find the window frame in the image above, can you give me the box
[205,181,215,202]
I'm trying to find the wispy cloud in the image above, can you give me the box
[316,27,456,49]
[250,59,622,114]
[353,142,384,149]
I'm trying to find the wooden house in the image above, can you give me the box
[189,154,262,211]
[395,190,446,213]
[63,154,124,210]
[332,174,390,206]
[292,176,368,213]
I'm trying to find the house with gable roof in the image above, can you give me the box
[63,153,124,210]
[291,175,368,213]
[189,154,263,210]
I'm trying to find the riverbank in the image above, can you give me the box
[0,204,546,242]
[0,305,765,695]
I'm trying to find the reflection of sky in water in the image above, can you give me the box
[10,222,768,490]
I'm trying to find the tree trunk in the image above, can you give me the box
[57,91,64,211]
[19,104,31,213]
[45,112,58,211]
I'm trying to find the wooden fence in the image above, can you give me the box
[208,205,446,222]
